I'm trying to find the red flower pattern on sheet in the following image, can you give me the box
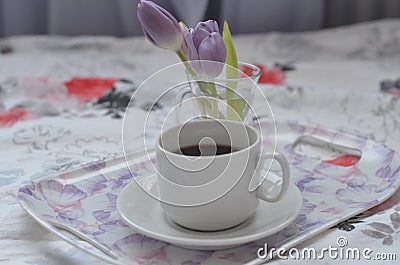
[0,78,121,128]
[64,78,118,103]
[323,155,361,167]
[256,64,286,84]
[240,64,286,84]
[385,90,400,96]
[0,108,29,127]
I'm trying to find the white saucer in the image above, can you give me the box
[117,177,302,250]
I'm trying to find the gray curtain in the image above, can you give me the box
[0,0,399,37]
[0,0,142,36]
[325,0,400,27]
[219,0,324,34]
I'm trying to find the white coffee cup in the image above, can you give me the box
[156,119,290,231]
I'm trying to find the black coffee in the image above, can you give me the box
[179,144,239,156]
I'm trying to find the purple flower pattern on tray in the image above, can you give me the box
[17,121,400,265]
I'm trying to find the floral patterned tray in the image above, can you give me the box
[17,121,400,265]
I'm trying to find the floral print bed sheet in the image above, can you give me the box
[17,120,400,265]
[2,20,400,264]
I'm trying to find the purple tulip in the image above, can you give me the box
[137,0,182,51]
[183,20,227,77]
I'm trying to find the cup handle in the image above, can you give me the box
[174,85,193,124]
[255,153,290,203]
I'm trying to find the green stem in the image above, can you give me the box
[175,50,225,120]
[206,81,221,118]
[225,68,241,121]
[176,50,208,95]
[226,84,242,121]
[176,50,196,76]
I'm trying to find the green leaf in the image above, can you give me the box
[223,21,241,120]
[223,21,238,77]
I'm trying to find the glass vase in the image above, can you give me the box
[181,62,261,123]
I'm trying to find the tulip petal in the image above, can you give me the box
[184,29,203,74]
[193,28,210,49]
[142,26,157,45]
[196,20,219,33]
[184,30,199,60]
[198,32,227,77]
[137,1,182,51]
